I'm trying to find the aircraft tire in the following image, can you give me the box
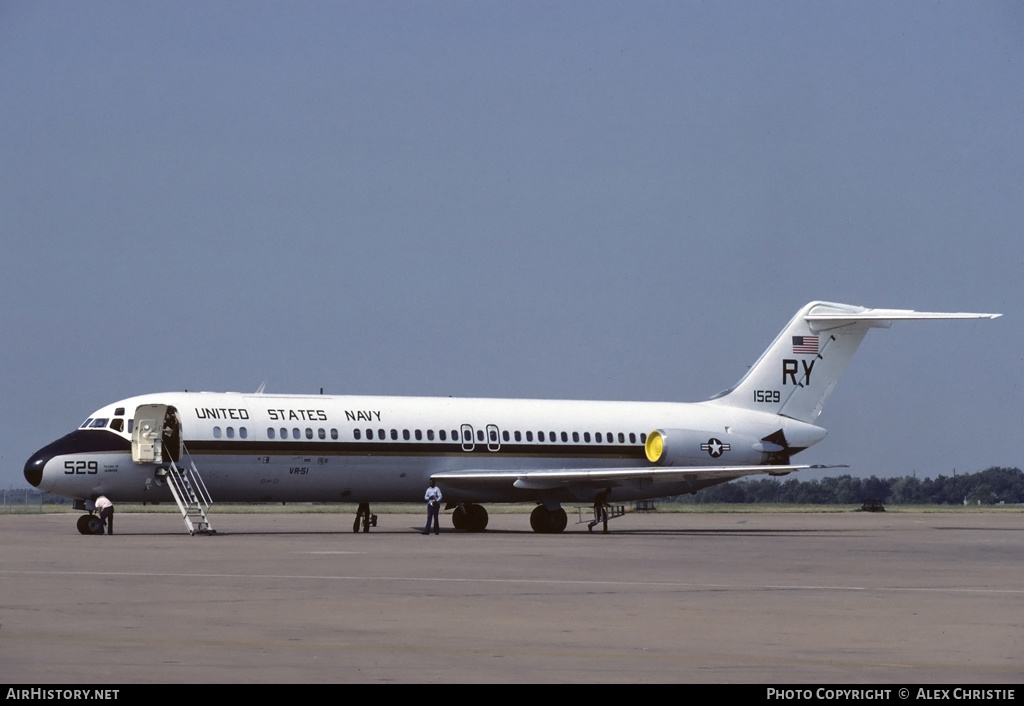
[82,515,105,535]
[466,503,488,532]
[76,515,94,535]
[451,506,468,530]
[549,508,567,533]
[530,505,551,533]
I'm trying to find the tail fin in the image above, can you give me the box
[707,301,1000,424]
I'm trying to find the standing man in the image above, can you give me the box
[95,494,114,535]
[423,479,442,535]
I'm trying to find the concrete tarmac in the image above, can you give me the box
[1,510,1022,683]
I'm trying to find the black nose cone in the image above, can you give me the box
[24,448,48,487]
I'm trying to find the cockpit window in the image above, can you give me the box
[90,418,109,428]
[80,418,94,428]
[110,419,124,432]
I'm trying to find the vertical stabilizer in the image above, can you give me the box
[706,302,1000,424]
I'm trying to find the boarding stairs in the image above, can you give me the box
[164,453,215,535]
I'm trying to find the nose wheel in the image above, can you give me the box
[76,514,105,535]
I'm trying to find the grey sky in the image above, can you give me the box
[2,1,1020,488]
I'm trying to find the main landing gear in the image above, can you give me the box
[76,514,105,535]
[353,503,377,533]
[451,503,489,532]
[530,505,568,533]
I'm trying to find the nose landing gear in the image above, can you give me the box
[76,514,105,535]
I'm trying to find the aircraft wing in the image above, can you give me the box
[433,464,810,492]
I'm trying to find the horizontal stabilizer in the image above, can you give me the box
[805,307,1000,330]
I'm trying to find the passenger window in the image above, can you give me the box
[572,431,579,442]
[403,429,410,441]
[292,428,301,440]
[378,429,385,440]
[318,428,326,439]
[584,432,591,442]
[595,432,602,443]
[226,427,235,439]
[526,431,533,441]
[618,433,625,443]
[502,431,510,442]
[629,433,636,444]
[561,431,568,442]
[240,427,247,439]
[640,432,647,443]
[213,427,222,438]
[127,419,134,434]
[391,429,398,440]
[354,428,361,440]
[306,428,313,440]
[538,431,545,442]
[476,429,484,442]
[268,428,276,439]
[427,429,434,441]
[331,429,338,440]
[281,428,288,439]
[490,429,497,442]
[439,430,446,441]
[514,431,521,442]
[415,429,422,441]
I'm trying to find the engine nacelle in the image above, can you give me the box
[644,428,772,466]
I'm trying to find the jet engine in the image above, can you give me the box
[644,428,777,466]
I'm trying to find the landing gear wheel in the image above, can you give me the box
[549,508,567,533]
[466,503,489,532]
[530,505,551,533]
[77,514,104,535]
[530,506,566,533]
[452,504,488,531]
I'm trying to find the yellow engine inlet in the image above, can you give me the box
[645,430,664,463]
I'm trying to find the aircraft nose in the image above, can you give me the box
[24,447,50,487]
[24,430,132,490]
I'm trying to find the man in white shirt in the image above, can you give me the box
[422,479,442,535]
[94,495,114,535]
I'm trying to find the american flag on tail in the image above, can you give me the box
[792,336,819,355]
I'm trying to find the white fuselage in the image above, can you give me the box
[28,390,822,505]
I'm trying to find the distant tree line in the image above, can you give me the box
[670,467,1024,505]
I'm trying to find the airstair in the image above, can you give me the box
[163,453,215,535]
